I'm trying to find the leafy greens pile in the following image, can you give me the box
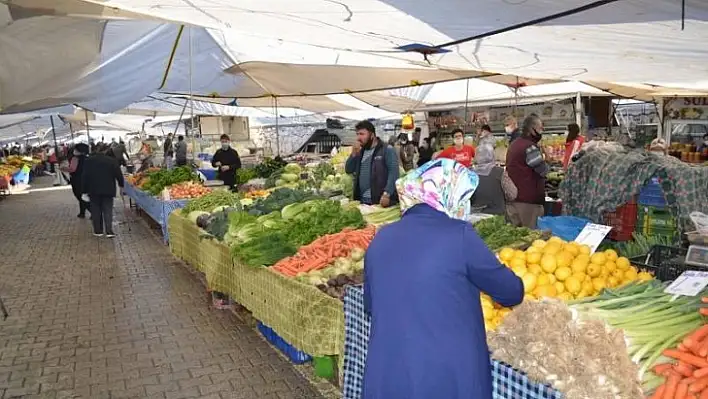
[142,166,197,195]
[181,189,241,215]
[246,187,319,215]
[473,215,536,250]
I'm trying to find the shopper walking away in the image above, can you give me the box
[362,158,523,399]
[163,133,174,169]
[68,143,90,218]
[416,138,434,167]
[562,123,585,170]
[505,114,547,228]
[504,115,521,144]
[345,120,399,207]
[471,136,506,215]
[82,146,125,237]
[396,133,416,172]
[434,128,475,168]
[175,135,188,166]
[211,134,241,190]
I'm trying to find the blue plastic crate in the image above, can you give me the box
[638,177,667,207]
[257,322,312,364]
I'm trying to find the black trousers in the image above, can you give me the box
[90,196,114,234]
[71,182,90,215]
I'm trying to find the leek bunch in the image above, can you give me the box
[570,281,706,382]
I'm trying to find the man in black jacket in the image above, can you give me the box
[211,134,241,190]
[82,145,125,237]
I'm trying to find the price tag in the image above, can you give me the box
[574,223,612,254]
[664,271,708,297]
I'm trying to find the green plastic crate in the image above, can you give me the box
[636,205,678,239]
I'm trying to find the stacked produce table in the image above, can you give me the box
[168,213,345,357]
[123,182,188,242]
[341,286,563,399]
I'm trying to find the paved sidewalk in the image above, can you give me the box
[0,180,323,399]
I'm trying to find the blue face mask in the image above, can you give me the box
[221,143,230,150]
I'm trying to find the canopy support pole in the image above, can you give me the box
[84,109,91,147]
[575,92,582,127]
[275,97,280,156]
[50,115,58,154]
[657,97,665,143]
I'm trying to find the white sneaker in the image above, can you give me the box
[105,233,116,238]
[93,233,103,237]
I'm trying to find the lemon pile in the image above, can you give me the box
[481,236,653,331]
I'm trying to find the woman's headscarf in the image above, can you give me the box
[396,158,479,221]
[473,138,496,176]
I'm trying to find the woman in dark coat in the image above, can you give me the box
[69,143,90,218]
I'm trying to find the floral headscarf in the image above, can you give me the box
[396,158,479,220]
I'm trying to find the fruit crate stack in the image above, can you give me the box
[636,177,678,240]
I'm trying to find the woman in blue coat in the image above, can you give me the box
[362,158,524,399]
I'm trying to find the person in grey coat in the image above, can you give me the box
[175,135,188,166]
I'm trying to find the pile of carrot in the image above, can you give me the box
[271,225,376,277]
[649,298,708,398]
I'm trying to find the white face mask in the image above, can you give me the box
[454,137,464,146]
[504,126,513,134]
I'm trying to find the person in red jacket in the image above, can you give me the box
[434,128,475,167]
[505,114,547,228]
[562,123,585,170]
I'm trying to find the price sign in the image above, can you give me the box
[574,223,612,254]
[664,271,708,297]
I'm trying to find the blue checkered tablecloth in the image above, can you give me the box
[123,183,188,243]
[342,286,563,399]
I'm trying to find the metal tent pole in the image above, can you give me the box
[84,109,91,148]
[275,97,280,156]
[50,115,58,154]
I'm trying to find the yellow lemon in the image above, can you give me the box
[564,243,580,256]
[513,250,526,260]
[575,291,589,299]
[604,261,617,273]
[624,267,639,281]
[554,281,566,294]
[556,252,574,269]
[584,275,592,283]
[582,280,594,294]
[600,266,610,278]
[558,292,574,301]
[526,252,542,265]
[482,303,495,320]
[543,244,562,256]
[510,257,527,269]
[604,249,619,261]
[612,268,625,279]
[586,263,602,278]
[638,271,654,281]
[540,255,558,273]
[548,274,557,284]
[499,308,512,318]
[607,276,620,287]
[537,274,552,286]
[564,276,582,294]
[511,265,527,277]
[499,247,515,262]
[534,284,558,298]
[571,257,589,274]
[590,252,607,265]
[522,273,538,293]
[578,245,591,255]
[528,264,543,275]
[555,266,572,282]
[548,236,564,244]
[616,257,630,270]
[572,272,587,282]
[526,246,540,254]
[523,294,535,302]
[532,239,547,248]
[592,277,607,293]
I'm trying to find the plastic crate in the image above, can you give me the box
[636,205,678,240]
[638,177,667,208]
[603,198,638,242]
[256,322,312,364]
[629,245,692,281]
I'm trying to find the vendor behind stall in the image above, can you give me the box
[563,123,585,170]
[362,158,523,399]
[471,138,506,215]
[211,134,241,190]
[434,128,475,168]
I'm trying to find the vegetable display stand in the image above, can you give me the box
[124,182,188,242]
[257,322,312,364]
[603,198,638,241]
[629,245,694,281]
[341,286,562,399]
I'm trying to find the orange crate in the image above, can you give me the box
[603,197,638,242]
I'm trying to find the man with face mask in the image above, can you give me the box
[505,114,547,229]
[211,134,242,190]
[345,120,400,207]
[504,115,521,144]
[434,128,476,168]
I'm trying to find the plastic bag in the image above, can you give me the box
[537,216,591,241]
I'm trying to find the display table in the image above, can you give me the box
[198,168,218,181]
[168,213,345,357]
[123,183,188,242]
[341,286,563,399]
